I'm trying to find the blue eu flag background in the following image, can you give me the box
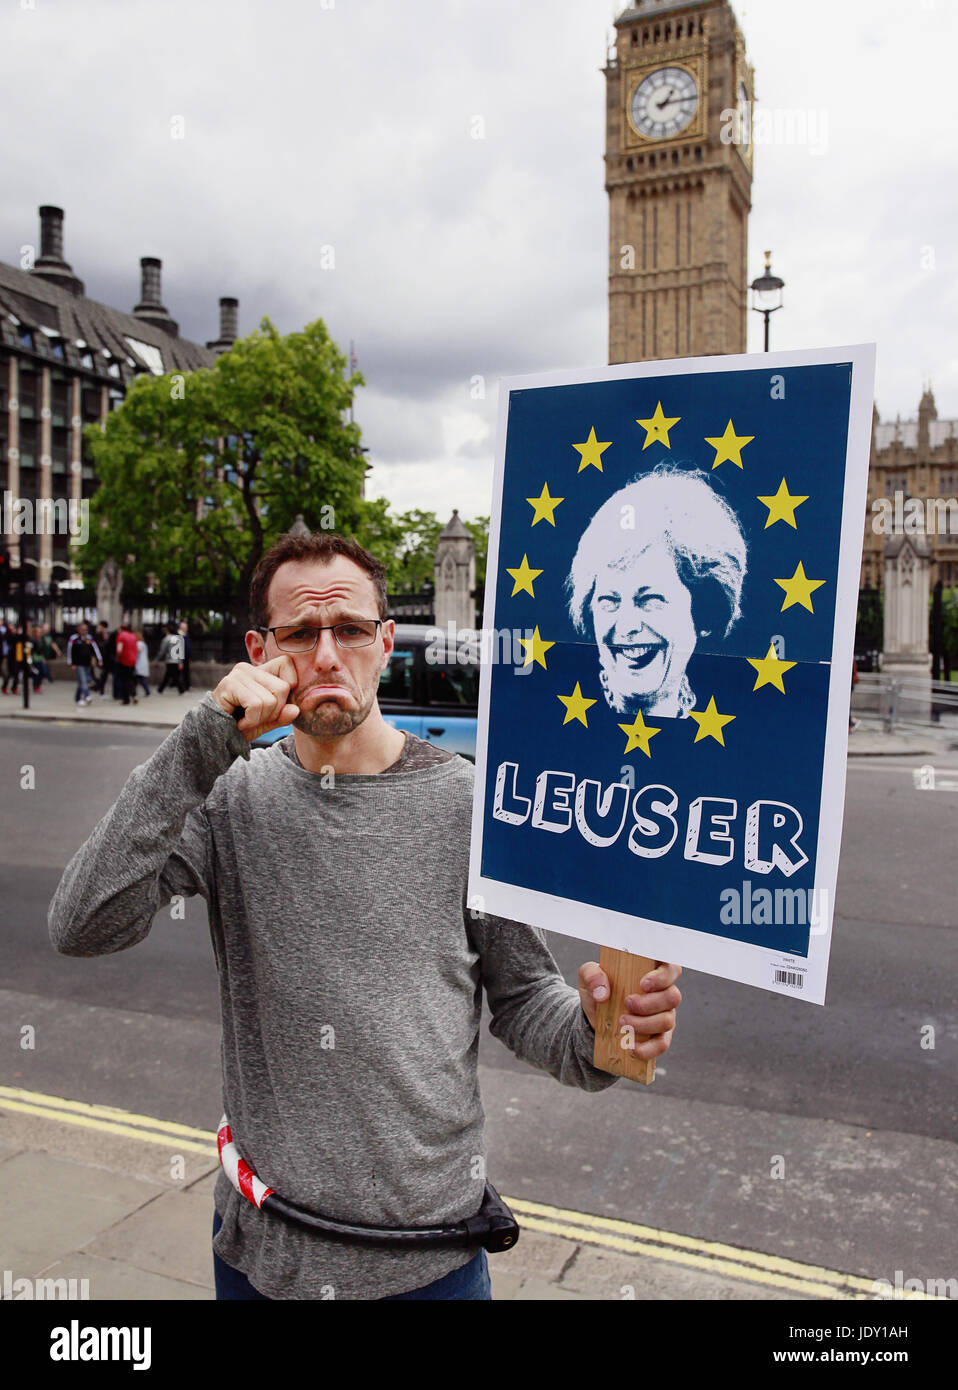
[479,361,855,960]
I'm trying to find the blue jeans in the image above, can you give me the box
[74,666,90,702]
[212,1209,491,1300]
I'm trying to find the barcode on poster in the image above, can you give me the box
[773,969,805,989]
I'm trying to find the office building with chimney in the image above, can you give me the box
[0,205,238,589]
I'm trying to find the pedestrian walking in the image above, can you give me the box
[49,530,683,1302]
[2,621,25,694]
[133,630,152,698]
[0,620,18,694]
[67,622,102,705]
[157,623,186,693]
[93,621,111,696]
[99,625,122,699]
[32,624,61,691]
[114,620,139,705]
[22,628,40,693]
[178,619,193,690]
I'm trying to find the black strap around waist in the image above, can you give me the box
[261,1181,519,1254]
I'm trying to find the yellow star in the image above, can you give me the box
[558,681,597,727]
[573,427,612,473]
[705,419,754,469]
[774,561,826,613]
[618,710,661,757]
[526,482,564,527]
[747,644,798,694]
[636,402,680,450]
[505,554,543,598]
[757,478,808,529]
[517,625,555,670]
[689,695,736,746]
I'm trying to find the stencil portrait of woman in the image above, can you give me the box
[564,465,747,719]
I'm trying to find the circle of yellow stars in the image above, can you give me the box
[502,395,828,755]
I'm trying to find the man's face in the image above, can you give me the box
[79,623,88,636]
[246,556,392,739]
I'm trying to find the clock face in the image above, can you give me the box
[630,66,699,140]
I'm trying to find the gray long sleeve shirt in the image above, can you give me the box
[48,693,618,1300]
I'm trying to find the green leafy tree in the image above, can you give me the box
[373,509,442,592]
[356,505,489,599]
[354,496,407,582]
[80,317,365,624]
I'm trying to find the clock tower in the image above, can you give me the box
[605,0,754,363]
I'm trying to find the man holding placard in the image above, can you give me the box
[49,530,682,1301]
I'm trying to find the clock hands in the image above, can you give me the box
[651,86,694,114]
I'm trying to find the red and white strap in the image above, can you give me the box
[217,1114,275,1209]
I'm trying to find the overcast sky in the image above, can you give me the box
[4,0,957,523]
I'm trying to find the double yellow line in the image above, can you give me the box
[0,1085,939,1300]
[503,1196,934,1299]
[0,1084,217,1157]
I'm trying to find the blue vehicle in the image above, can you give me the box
[251,623,479,760]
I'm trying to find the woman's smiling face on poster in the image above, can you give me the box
[590,542,696,713]
[565,465,747,720]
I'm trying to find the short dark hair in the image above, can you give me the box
[248,532,388,631]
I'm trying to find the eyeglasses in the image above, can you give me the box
[259,619,384,653]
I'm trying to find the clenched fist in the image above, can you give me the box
[212,656,302,742]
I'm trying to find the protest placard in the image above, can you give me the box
[469,346,876,1030]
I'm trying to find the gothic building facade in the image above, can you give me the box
[0,205,238,589]
[863,389,958,591]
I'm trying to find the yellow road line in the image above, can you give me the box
[0,1085,214,1141]
[505,1195,877,1293]
[0,1086,938,1299]
[0,1097,217,1156]
[515,1212,866,1299]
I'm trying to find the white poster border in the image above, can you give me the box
[468,344,877,1006]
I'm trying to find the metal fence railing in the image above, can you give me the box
[854,672,958,733]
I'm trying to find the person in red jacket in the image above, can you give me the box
[114,621,139,706]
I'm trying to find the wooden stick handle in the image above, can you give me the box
[592,945,659,1085]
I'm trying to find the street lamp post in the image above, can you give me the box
[750,250,785,352]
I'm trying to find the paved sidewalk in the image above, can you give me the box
[0,1095,817,1302]
[845,722,944,756]
[1,680,952,756]
[0,681,208,729]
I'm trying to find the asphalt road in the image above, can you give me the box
[1,720,956,1287]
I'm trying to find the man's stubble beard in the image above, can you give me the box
[292,683,378,739]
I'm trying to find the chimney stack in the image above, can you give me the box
[206,296,239,355]
[132,257,179,336]
[30,205,85,296]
